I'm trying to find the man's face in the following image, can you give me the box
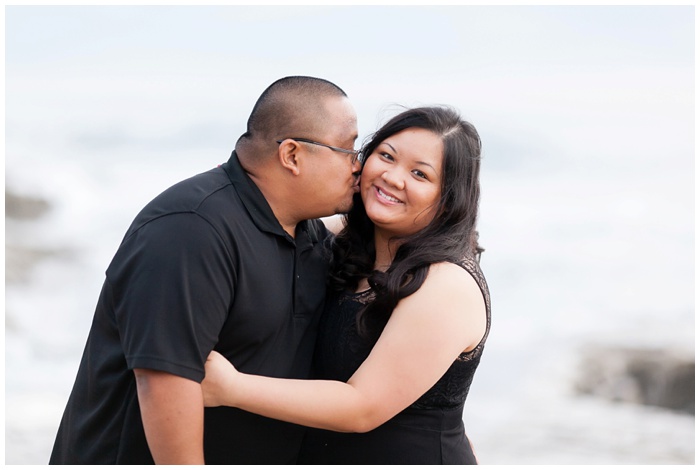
[303,96,361,215]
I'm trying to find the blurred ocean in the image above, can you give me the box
[4,5,695,465]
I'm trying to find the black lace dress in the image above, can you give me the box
[297,258,491,464]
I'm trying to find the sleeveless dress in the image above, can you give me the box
[297,258,491,464]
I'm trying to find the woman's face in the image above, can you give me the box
[360,127,443,238]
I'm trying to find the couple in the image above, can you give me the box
[49,76,490,465]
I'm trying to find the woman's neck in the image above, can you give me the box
[373,230,397,272]
[354,231,397,293]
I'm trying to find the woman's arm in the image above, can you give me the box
[202,262,486,433]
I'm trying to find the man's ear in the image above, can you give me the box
[277,139,301,176]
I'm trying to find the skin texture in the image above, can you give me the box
[296,95,362,216]
[201,127,487,434]
[134,369,205,464]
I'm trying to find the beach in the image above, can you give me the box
[5,5,694,464]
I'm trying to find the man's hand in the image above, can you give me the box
[134,369,205,464]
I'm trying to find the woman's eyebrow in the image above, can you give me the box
[416,161,438,173]
[382,141,437,173]
[381,142,397,153]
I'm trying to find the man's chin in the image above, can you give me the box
[332,205,349,216]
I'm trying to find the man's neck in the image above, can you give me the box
[247,172,298,238]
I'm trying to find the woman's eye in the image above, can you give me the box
[379,152,394,161]
[413,170,428,179]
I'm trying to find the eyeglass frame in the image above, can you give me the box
[276,137,361,164]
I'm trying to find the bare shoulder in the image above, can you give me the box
[424,262,481,295]
[395,262,486,351]
[404,261,484,312]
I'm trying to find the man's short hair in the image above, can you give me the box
[239,76,348,146]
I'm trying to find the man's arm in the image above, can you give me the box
[134,368,205,464]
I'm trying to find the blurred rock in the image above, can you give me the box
[6,189,50,220]
[5,188,60,284]
[5,244,63,284]
[575,346,694,415]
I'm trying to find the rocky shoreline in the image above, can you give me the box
[5,188,67,285]
[6,189,51,220]
[574,345,694,415]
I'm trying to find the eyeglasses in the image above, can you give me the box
[276,137,361,164]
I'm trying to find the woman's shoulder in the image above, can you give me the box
[425,259,481,284]
[423,259,490,314]
[419,261,482,301]
[405,261,487,351]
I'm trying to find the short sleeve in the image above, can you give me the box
[106,213,235,382]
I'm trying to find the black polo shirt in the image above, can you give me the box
[50,151,331,464]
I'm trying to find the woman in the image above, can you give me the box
[202,106,491,464]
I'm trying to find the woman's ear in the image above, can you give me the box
[277,139,301,176]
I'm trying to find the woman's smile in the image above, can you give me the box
[374,185,403,204]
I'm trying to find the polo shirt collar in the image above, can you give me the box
[221,150,312,243]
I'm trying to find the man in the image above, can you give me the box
[49,76,361,464]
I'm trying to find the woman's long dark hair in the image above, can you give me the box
[328,106,483,338]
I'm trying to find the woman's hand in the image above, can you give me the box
[201,350,238,408]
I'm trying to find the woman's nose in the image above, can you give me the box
[381,169,405,190]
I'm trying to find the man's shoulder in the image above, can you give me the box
[144,166,241,215]
[157,166,236,210]
[119,166,242,238]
